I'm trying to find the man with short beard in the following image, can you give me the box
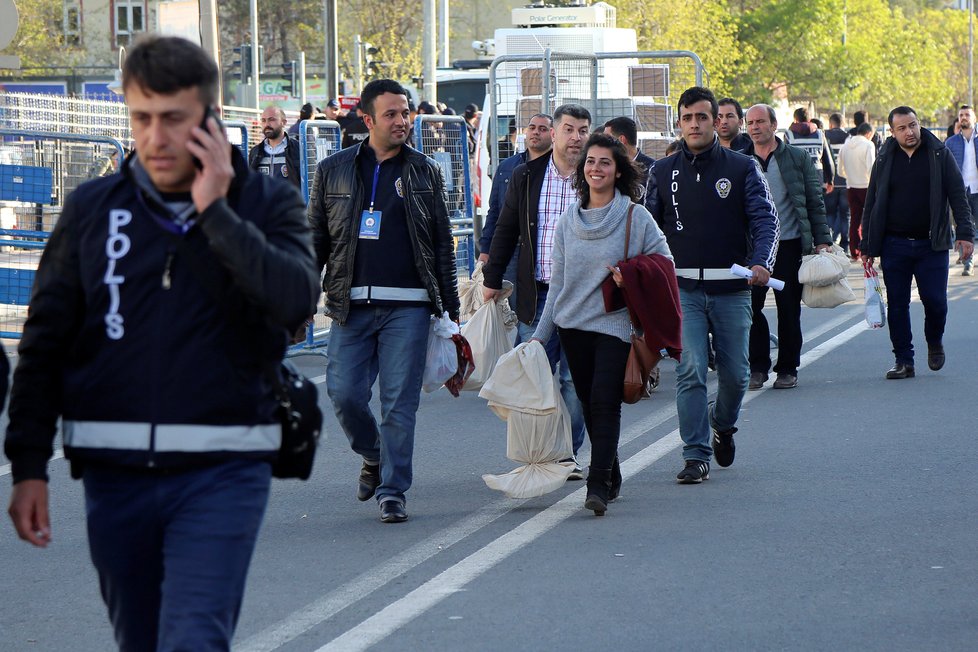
[942,105,978,276]
[717,97,751,151]
[249,105,301,190]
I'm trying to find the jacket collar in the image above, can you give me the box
[879,127,943,158]
[680,134,720,163]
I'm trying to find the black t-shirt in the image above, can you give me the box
[886,146,931,239]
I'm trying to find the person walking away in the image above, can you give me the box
[530,133,672,514]
[288,102,314,137]
[646,87,779,483]
[838,122,876,260]
[824,113,851,252]
[742,104,832,391]
[307,79,460,523]
[942,105,978,276]
[860,106,974,379]
[4,35,320,650]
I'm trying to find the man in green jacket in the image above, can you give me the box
[743,104,833,390]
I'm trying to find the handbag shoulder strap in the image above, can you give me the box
[623,203,635,260]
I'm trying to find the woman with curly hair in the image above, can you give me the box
[531,133,672,515]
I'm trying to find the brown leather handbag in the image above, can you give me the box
[620,205,662,404]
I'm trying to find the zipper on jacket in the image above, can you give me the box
[161,246,175,290]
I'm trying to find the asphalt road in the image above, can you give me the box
[1,266,977,651]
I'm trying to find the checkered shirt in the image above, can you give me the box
[536,157,577,282]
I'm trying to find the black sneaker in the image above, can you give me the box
[676,459,710,484]
[712,425,737,468]
[357,461,381,502]
[379,499,408,523]
[561,457,585,481]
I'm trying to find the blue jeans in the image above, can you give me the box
[676,288,752,462]
[326,305,429,504]
[825,187,850,248]
[84,460,272,652]
[516,287,587,456]
[879,236,949,365]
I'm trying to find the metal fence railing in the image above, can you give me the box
[298,119,342,203]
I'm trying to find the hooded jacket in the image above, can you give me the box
[4,148,320,483]
[861,129,974,256]
[741,137,832,254]
[306,139,460,324]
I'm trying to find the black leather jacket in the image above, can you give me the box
[307,141,460,324]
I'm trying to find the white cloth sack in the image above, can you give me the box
[864,273,886,329]
[478,341,557,419]
[461,300,516,391]
[799,245,850,287]
[457,261,518,329]
[802,276,856,308]
[422,312,460,393]
[481,346,575,498]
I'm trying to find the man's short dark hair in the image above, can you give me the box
[856,122,874,136]
[960,105,974,112]
[299,103,314,120]
[553,103,592,126]
[527,113,553,127]
[793,107,809,122]
[718,97,744,120]
[829,112,842,127]
[361,79,409,118]
[677,87,719,119]
[603,116,638,146]
[888,105,917,127]
[122,34,219,107]
[853,110,868,126]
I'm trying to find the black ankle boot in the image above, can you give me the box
[584,467,613,516]
[609,456,622,502]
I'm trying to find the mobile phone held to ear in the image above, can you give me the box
[192,106,224,170]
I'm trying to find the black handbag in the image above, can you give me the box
[269,360,323,480]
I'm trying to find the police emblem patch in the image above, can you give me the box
[282,166,289,178]
[715,178,731,199]
[395,177,403,198]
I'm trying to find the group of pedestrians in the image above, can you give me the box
[3,32,976,650]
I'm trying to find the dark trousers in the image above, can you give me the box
[558,328,631,470]
[824,187,850,248]
[84,460,271,652]
[848,188,868,256]
[750,237,803,375]
[880,235,949,365]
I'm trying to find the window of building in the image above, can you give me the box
[115,1,145,47]
[63,1,81,46]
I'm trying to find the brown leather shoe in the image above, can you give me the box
[928,345,945,371]
[885,363,915,379]
[773,373,798,389]
[748,371,767,390]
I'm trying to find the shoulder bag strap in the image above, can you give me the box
[623,203,635,261]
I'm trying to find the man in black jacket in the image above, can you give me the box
[861,106,974,379]
[5,35,319,650]
[307,79,459,523]
[482,104,592,476]
[248,105,302,190]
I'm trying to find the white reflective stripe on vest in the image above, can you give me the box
[63,421,281,452]
[350,286,430,301]
[674,268,732,281]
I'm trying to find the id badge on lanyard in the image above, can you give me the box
[359,163,383,240]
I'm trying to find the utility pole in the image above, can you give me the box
[199,0,222,105]
[323,0,339,99]
[970,0,974,106]
[440,0,449,68]
[354,34,363,95]
[299,51,307,106]
[423,0,437,103]
[249,0,260,109]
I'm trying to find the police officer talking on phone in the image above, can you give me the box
[4,35,319,651]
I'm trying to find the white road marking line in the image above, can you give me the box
[303,322,870,652]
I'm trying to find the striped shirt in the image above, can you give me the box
[536,157,577,282]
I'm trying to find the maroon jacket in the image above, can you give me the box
[602,253,682,362]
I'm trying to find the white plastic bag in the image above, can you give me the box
[802,276,856,308]
[460,301,515,391]
[422,312,460,392]
[864,265,886,329]
[458,261,519,330]
[478,341,557,419]
[799,245,850,287]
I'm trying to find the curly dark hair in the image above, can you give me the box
[573,133,645,206]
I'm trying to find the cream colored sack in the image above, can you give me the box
[458,261,518,328]
[802,276,856,308]
[798,244,850,287]
[461,300,517,391]
[478,341,557,419]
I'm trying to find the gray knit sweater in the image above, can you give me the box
[532,190,673,344]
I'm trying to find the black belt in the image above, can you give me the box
[536,280,549,291]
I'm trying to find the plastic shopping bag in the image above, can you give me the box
[864,262,886,329]
[458,261,519,329]
[802,276,856,308]
[478,341,557,419]
[799,244,850,287]
[461,301,515,391]
[481,372,575,499]
[422,312,460,392]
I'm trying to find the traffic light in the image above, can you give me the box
[363,43,381,78]
[282,60,297,96]
[232,44,253,81]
